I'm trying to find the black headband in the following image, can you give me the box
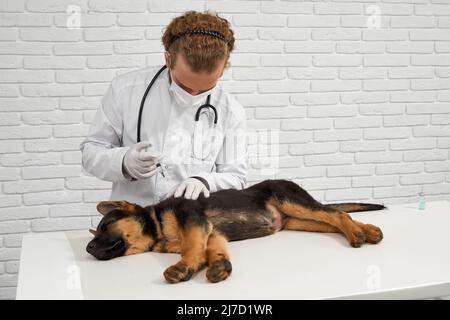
[173,29,226,42]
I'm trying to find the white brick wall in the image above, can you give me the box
[1,0,450,299]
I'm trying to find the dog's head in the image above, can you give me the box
[86,201,155,260]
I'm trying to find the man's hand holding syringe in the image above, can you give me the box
[122,142,166,180]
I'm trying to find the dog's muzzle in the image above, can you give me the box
[86,237,126,260]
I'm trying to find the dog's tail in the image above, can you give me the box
[323,203,386,213]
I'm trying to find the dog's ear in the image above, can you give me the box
[97,201,123,215]
[97,201,138,215]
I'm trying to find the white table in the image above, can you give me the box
[17,201,450,300]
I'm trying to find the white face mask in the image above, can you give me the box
[169,76,215,108]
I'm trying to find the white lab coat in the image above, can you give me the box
[80,66,248,206]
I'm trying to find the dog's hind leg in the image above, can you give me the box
[285,218,383,245]
[284,218,339,233]
[269,200,366,248]
[163,225,211,284]
[205,231,232,283]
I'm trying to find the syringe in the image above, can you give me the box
[156,162,166,178]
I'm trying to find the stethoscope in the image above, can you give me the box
[136,65,219,165]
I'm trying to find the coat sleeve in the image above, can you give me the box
[194,101,248,193]
[79,79,131,182]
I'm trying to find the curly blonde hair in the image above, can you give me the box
[162,11,235,73]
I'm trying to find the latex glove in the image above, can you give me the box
[174,177,210,200]
[123,142,163,180]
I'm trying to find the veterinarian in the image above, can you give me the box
[80,11,248,206]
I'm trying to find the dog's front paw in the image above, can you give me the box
[206,258,232,283]
[164,263,194,283]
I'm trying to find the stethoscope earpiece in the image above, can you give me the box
[194,96,218,124]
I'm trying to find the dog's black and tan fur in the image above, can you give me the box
[87,179,384,283]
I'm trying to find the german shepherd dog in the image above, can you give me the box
[87,179,384,283]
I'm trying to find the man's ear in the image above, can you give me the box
[97,201,137,215]
[164,52,171,69]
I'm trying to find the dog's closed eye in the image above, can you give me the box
[99,221,113,232]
